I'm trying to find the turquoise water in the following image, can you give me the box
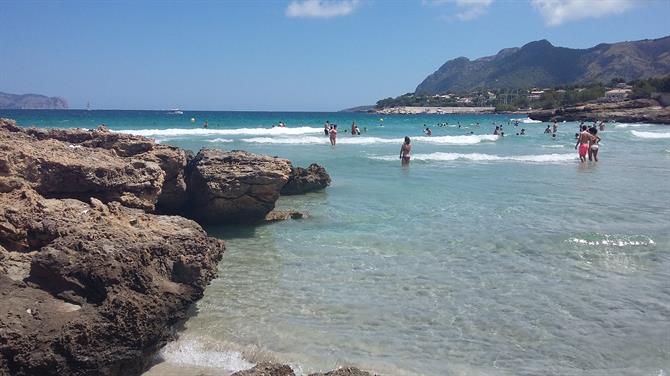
[3,110,669,376]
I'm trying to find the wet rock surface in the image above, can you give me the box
[281,163,331,195]
[230,363,375,376]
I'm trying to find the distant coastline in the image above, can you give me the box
[0,92,68,110]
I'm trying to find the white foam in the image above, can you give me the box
[115,126,323,137]
[206,138,234,143]
[370,152,576,163]
[541,144,565,148]
[631,130,670,139]
[158,339,253,372]
[240,134,499,145]
[568,236,655,247]
[511,117,542,124]
[615,123,652,128]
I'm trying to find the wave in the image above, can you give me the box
[614,123,652,128]
[631,130,670,139]
[370,152,576,163]
[115,126,323,137]
[206,138,234,143]
[541,144,565,148]
[511,117,542,124]
[158,339,254,372]
[239,134,499,145]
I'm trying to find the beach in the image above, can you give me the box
[2,110,669,376]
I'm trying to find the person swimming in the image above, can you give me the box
[424,127,432,136]
[400,136,411,166]
[544,125,552,134]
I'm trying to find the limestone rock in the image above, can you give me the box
[264,210,307,223]
[186,149,292,223]
[528,99,670,124]
[231,363,295,376]
[0,183,225,376]
[281,164,331,196]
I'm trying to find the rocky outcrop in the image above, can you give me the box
[0,122,164,211]
[230,363,375,376]
[0,181,225,376]
[280,164,331,195]
[186,149,293,224]
[528,99,670,124]
[264,210,307,223]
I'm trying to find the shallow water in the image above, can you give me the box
[4,110,669,376]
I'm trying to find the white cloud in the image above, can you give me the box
[425,0,494,21]
[286,0,359,18]
[531,0,635,26]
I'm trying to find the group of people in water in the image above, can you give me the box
[323,121,367,145]
[575,121,603,162]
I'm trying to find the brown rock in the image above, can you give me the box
[231,362,295,376]
[0,184,225,376]
[528,99,670,124]
[309,368,375,376]
[281,164,331,196]
[186,149,292,223]
[264,210,307,223]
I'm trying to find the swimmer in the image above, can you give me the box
[544,125,552,134]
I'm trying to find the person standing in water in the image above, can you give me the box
[324,121,330,136]
[588,127,602,162]
[575,125,593,163]
[329,124,338,146]
[203,120,208,129]
[400,136,411,166]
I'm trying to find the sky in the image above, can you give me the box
[0,0,668,111]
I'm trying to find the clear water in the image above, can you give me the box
[3,110,669,376]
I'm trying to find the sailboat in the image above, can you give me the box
[86,101,91,111]
[168,108,183,115]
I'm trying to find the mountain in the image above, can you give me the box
[415,36,670,94]
[0,92,68,109]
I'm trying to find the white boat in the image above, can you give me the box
[168,109,183,115]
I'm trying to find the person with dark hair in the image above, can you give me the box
[575,125,593,163]
[588,127,602,162]
[324,120,330,136]
[329,124,337,146]
[493,126,501,136]
[544,125,552,134]
[400,136,411,166]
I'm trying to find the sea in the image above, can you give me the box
[2,110,669,376]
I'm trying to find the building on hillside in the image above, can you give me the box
[456,97,473,104]
[528,90,544,101]
[604,88,632,102]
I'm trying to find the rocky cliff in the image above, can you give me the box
[0,119,332,376]
[416,36,670,94]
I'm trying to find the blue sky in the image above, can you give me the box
[1,0,668,111]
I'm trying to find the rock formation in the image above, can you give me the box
[0,118,334,376]
[0,181,225,376]
[528,99,670,124]
[231,363,374,376]
[281,164,331,196]
[185,149,293,223]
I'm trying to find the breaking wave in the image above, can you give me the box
[240,134,499,145]
[370,152,576,163]
[157,339,254,372]
[614,123,652,128]
[511,117,542,124]
[631,130,670,139]
[206,138,234,143]
[115,126,323,137]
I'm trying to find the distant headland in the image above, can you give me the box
[0,92,68,109]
